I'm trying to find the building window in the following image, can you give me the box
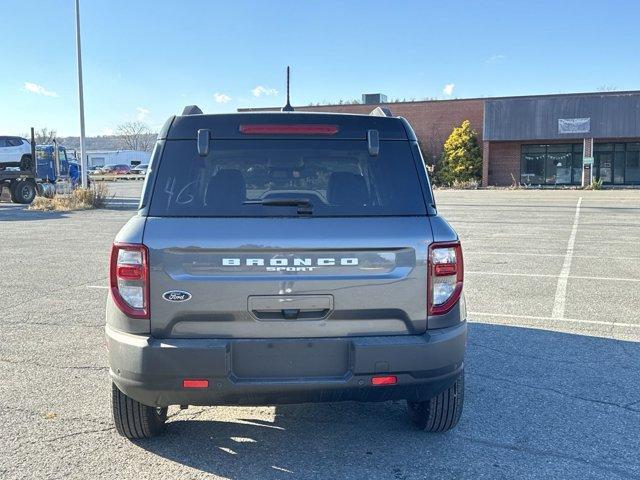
[625,143,640,183]
[593,142,640,184]
[521,145,546,184]
[571,144,584,185]
[521,144,582,185]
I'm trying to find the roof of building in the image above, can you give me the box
[238,89,640,112]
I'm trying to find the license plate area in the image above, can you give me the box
[230,339,350,381]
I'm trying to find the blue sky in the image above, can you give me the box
[2,0,639,136]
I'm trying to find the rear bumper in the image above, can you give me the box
[106,322,467,407]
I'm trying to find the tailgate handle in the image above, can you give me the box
[248,295,333,321]
[282,309,300,319]
[252,308,330,321]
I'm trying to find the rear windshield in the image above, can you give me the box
[148,139,426,217]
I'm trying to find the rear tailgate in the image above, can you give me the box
[144,216,431,338]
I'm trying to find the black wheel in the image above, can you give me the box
[407,370,464,432]
[111,382,167,439]
[20,155,33,171]
[11,180,36,204]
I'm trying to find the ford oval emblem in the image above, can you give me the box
[163,290,192,302]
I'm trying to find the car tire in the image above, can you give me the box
[111,382,168,439]
[11,180,36,204]
[406,369,464,432]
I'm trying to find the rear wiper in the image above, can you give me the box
[243,198,314,214]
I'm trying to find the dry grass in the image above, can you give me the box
[432,178,481,190]
[584,178,604,190]
[451,178,480,189]
[29,183,110,211]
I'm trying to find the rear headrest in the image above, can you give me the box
[327,172,369,207]
[205,169,246,209]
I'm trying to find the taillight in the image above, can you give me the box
[239,124,339,135]
[428,241,463,316]
[109,243,149,319]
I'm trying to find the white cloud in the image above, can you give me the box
[213,92,232,103]
[486,54,506,64]
[443,83,455,96]
[136,107,150,121]
[251,86,278,97]
[23,82,59,97]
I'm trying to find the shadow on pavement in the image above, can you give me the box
[135,323,640,479]
[0,198,138,218]
[0,203,69,221]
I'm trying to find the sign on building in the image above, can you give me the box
[558,118,591,134]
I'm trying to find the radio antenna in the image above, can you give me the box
[281,66,294,112]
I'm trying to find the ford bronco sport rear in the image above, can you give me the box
[106,107,466,439]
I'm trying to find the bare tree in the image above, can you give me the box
[420,123,443,168]
[24,127,57,144]
[116,121,155,151]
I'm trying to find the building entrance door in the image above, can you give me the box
[594,150,613,184]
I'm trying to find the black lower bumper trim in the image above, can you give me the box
[106,322,467,407]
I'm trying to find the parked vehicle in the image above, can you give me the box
[35,145,69,182]
[68,161,88,187]
[0,134,37,204]
[107,107,467,439]
[110,164,131,174]
[0,136,31,169]
[131,163,149,175]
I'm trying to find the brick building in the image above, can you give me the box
[240,90,640,187]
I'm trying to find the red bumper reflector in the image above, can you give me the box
[371,375,397,386]
[183,379,209,389]
[239,124,339,135]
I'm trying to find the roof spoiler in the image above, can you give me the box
[182,105,203,115]
[369,106,393,117]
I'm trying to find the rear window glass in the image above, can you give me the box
[148,139,426,217]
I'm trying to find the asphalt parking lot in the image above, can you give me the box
[1,183,639,479]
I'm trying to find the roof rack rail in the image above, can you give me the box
[369,106,393,117]
[182,105,203,115]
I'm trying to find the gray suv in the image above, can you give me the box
[106,108,467,439]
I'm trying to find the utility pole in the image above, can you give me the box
[75,0,88,188]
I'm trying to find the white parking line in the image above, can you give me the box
[553,196,579,319]
[465,251,640,261]
[86,285,108,289]
[465,271,640,282]
[469,311,640,330]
